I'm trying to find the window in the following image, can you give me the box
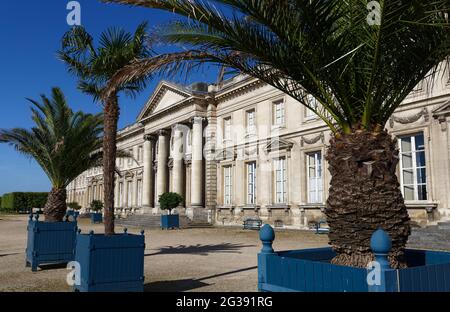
[224,117,232,141]
[246,109,256,133]
[305,94,319,119]
[274,158,287,204]
[137,179,142,207]
[223,166,233,205]
[247,162,257,204]
[399,133,427,200]
[273,100,285,126]
[137,146,143,163]
[128,149,133,166]
[119,157,124,168]
[307,152,323,203]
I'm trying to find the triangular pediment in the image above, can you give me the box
[215,147,236,162]
[432,100,450,117]
[137,81,191,121]
[264,138,294,153]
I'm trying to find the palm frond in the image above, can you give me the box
[105,0,450,133]
[0,88,104,188]
[59,23,153,100]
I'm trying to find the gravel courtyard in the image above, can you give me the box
[0,214,328,292]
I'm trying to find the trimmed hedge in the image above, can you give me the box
[90,200,103,212]
[158,192,183,214]
[0,192,48,213]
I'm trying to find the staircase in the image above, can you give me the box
[407,222,450,251]
[115,214,213,229]
[116,214,161,229]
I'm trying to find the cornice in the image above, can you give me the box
[215,79,266,103]
[117,125,144,142]
[140,96,207,124]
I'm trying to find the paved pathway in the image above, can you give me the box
[0,215,328,292]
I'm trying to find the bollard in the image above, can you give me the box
[368,228,398,292]
[258,224,275,291]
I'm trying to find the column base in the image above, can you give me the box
[173,206,187,216]
[186,206,211,223]
[141,206,153,214]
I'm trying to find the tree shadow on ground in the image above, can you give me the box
[37,263,68,271]
[0,252,21,257]
[144,279,210,292]
[145,243,256,257]
[144,266,257,292]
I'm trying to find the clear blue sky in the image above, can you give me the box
[0,0,219,195]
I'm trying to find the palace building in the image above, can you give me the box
[67,72,450,228]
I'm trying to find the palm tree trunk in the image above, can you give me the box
[325,129,411,268]
[43,188,67,222]
[103,94,119,235]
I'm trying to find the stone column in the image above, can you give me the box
[172,124,185,199]
[87,186,92,205]
[153,162,158,214]
[123,179,129,209]
[156,130,169,208]
[142,134,155,213]
[189,117,204,220]
[205,102,218,224]
[131,175,138,210]
[114,177,120,208]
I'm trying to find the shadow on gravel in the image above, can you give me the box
[0,253,21,257]
[145,243,256,257]
[144,266,257,292]
[37,263,68,271]
[144,279,210,292]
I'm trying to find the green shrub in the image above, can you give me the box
[68,202,81,211]
[0,192,48,213]
[90,200,103,212]
[158,192,183,215]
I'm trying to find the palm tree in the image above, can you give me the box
[0,88,103,222]
[58,23,152,234]
[104,0,450,267]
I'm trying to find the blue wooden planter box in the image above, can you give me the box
[26,214,78,272]
[161,214,179,229]
[258,225,450,292]
[74,229,145,292]
[90,212,103,224]
[66,210,79,220]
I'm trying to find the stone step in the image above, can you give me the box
[407,225,450,251]
[411,233,450,240]
[186,223,214,228]
[116,214,162,229]
[438,222,450,230]
[115,214,212,229]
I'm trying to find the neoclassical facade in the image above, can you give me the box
[67,72,450,228]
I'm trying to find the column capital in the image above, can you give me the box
[143,134,157,142]
[158,129,169,136]
[172,123,188,134]
[191,116,205,125]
